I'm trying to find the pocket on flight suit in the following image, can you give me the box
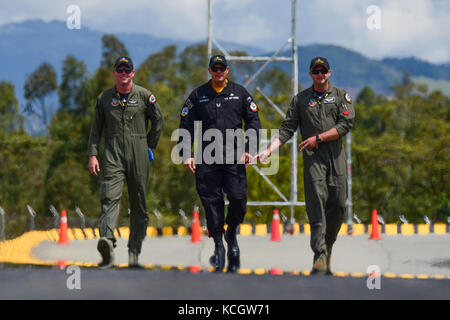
[129,133,149,182]
[224,164,247,199]
[324,103,338,120]
[329,174,347,209]
[104,134,120,165]
[195,164,223,198]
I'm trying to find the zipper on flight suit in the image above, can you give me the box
[315,92,329,132]
[117,91,128,164]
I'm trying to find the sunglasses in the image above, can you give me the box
[211,65,227,72]
[311,69,328,75]
[115,67,133,74]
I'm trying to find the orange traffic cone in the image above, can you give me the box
[270,268,283,275]
[189,265,202,273]
[56,260,67,270]
[58,210,70,244]
[191,207,202,243]
[369,209,381,240]
[270,209,281,242]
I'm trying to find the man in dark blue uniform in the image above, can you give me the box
[179,55,261,272]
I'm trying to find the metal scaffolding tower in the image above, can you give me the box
[207,0,304,224]
[206,0,353,229]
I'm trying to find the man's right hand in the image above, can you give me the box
[89,156,100,176]
[184,157,196,174]
[255,137,283,163]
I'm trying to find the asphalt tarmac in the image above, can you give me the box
[1,234,448,301]
[0,266,448,300]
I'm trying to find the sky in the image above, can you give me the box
[0,0,449,63]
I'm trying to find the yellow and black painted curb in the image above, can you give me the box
[53,223,446,238]
[0,228,449,281]
[130,222,448,237]
[235,222,450,236]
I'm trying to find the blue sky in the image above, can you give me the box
[1,0,449,63]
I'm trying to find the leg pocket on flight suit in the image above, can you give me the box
[329,175,347,209]
[305,179,327,225]
[195,168,208,197]
[101,175,124,202]
[195,165,222,198]
[224,165,247,199]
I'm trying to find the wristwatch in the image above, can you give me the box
[316,135,322,144]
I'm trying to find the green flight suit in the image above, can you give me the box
[88,84,163,254]
[279,84,355,261]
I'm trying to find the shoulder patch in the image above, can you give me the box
[185,98,194,109]
[180,106,189,117]
[249,102,258,112]
[148,94,156,104]
[344,93,352,103]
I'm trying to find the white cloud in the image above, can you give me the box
[298,0,450,62]
[360,0,447,59]
[0,0,449,63]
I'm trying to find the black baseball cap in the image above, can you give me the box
[114,56,134,69]
[209,55,228,68]
[309,57,330,71]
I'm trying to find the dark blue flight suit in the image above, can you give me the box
[179,80,261,271]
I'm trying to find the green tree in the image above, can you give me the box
[101,34,129,68]
[178,43,208,88]
[45,158,98,217]
[391,71,414,99]
[24,62,58,138]
[0,131,48,237]
[352,83,450,223]
[0,81,23,132]
[59,55,88,114]
[356,86,377,107]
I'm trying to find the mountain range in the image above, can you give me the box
[1,19,449,134]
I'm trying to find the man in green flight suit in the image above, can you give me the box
[256,57,355,274]
[88,56,164,269]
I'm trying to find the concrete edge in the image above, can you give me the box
[0,228,449,281]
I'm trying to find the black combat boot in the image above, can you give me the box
[97,237,115,269]
[326,244,333,275]
[128,251,144,268]
[311,252,327,274]
[224,226,240,273]
[209,236,225,272]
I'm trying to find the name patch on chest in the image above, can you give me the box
[224,93,240,101]
[323,97,335,104]
[127,99,138,105]
[199,96,210,103]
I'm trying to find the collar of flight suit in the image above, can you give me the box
[208,79,234,96]
[210,78,229,94]
[310,83,336,96]
[113,83,137,100]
